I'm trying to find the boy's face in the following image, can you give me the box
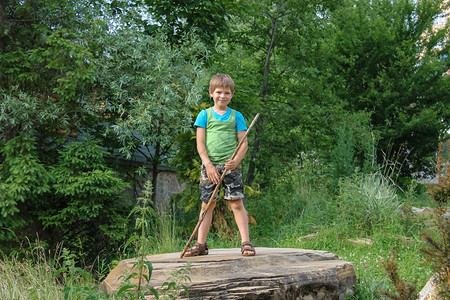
[209,87,233,110]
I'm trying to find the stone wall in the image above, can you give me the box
[128,169,187,208]
[153,170,186,207]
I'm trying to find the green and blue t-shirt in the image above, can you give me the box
[194,107,247,164]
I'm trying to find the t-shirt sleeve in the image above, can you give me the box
[194,109,207,128]
[235,111,247,132]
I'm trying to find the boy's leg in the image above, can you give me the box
[229,199,254,255]
[197,200,216,244]
[184,200,215,256]
[195,163,220,245]
[222,166,254,255]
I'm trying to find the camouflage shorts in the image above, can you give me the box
[200,164,245,202]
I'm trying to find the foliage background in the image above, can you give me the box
[0,0,449,298]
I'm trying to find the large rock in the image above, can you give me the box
[100,247,356,299]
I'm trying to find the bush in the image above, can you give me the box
[336,170,402,235]
[37,139,131,264]
[0,137,132,265]
[0,135,51,243]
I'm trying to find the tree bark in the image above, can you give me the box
[151,142,161,207]
[245,1,282,186]
[0,0,7,51]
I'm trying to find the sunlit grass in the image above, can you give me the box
[274,224,434,298]
[0,254,63,300]
[0,243,105,300]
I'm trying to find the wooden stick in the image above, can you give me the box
[180,113,260,258]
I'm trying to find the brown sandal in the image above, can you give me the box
[241,241,256,256]
[184,242,209,257]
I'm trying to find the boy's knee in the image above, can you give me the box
[229,199,244,210]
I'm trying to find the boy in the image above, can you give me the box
[185,74,255,257]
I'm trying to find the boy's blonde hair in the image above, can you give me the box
[209,74,234,94]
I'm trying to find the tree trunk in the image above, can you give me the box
[246,1,282,186]
[150,142,161,207]
[0,0,6,51]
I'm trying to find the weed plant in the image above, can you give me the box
[117,180,156,298]
[420,141,450,298]
[117,180,191,299]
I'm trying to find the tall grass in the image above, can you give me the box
[0,242,102,300]
[0,254,63,299]
[154,201,180,254]
[336,170,403,235]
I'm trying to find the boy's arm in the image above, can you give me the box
[225,130,248,170]
[196,127,220,184]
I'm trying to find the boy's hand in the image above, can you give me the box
[225,159,238,171]
[205,163,220,185]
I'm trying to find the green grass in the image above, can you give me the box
[2,232,432,299]
[0,255,63,299]
[0,245,104,300]
[295,228,433,298]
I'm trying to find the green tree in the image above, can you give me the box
[0,135,50,243]
[0,0,106,142]
[0,0,134,259]
[38,140,130,261]
[145,0,236,47]
[214,0,347,187]
[95,28,207,203]
[330,0,450,176]
[222,0,449,186]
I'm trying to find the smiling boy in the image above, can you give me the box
[185,74,255,257]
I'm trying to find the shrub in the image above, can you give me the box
[0,135,51,243]
[37,139,131,264]
[336,170,402,235]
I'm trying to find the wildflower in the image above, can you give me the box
[46,265,50,271]
[364,265,367,268]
